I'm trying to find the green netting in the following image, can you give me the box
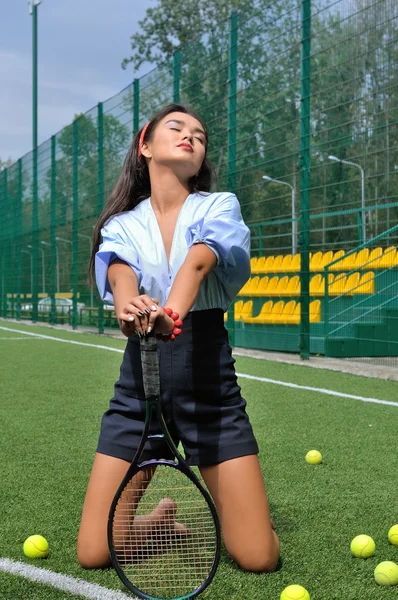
[1,0,397,364]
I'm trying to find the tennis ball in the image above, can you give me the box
[388,524,398,546]
[23,535,49,559]
[280,585,310,600]
[350,534,376,558]
[374,561,398,586]
[305,450,322,465]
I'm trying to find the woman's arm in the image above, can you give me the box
[164,243,217,321]
[108,259,174,336]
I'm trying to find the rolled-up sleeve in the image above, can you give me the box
[95,217,141,304]
[185,193,251,298]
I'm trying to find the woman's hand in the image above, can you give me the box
[117,295,174,338]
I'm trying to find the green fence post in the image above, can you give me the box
[16,160,23,320]
[97,102,105,334]
[133,79,140,137]
[31,150,39,322]
[299,0,311,360]
[173,49,181,104]
[50,135,57,324]
[72,119,79,329]
[227,9,238,347]
[2,169,8,318]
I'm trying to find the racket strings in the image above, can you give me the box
[112,465,218,599]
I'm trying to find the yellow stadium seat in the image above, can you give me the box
[330,273,347,295]
[310,251,323,271]
[267,276,279,296]
[329,249,345,271]
[289,254,301,272]
[378,246,397,268]
[259,256,274,273]
[252,276,269,296]
[367,247,383,268]
[240,300,253,322]
[320,250,333,270]
[282,275,300,296]
[250,257,258,272]
[238,276,260,296]
[269,300,285,322]
[238,279,251,296]
[275,276,289,295]
[280,254,293,272]
[310,274,322,296]
[284,302,301,324]
[310,299,321,323]
[273,300,296,324]
[356,271,375,294]
[345,272,361,295]
[245,301,273,323]
[354,248,370,270]
[234,300,244,319]
[255,257,266,273]
[272,255,284,272]
[318,273,334,296]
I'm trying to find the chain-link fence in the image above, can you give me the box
[1,0,397,364]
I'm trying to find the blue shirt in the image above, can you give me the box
[95,191,250,312]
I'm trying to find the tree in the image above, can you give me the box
[0,157,13,171]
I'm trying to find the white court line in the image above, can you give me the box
[0,558,135,600]
[0,336,41,340]
[1,326,397,410]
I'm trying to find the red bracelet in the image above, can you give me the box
[162,307,183,341]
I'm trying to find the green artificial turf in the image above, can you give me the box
[0,321,397,599]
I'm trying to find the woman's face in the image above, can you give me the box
[142,112,207,179]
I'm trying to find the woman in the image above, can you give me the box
[77,103,279,573]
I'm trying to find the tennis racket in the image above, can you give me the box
[108,333,221,600]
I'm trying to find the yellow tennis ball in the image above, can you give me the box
[305,450,322,465]
[280,584,310,600]
[388,525,398,546]
[23,535,49,559]
[374,561,398,586]
[350,534,376,558]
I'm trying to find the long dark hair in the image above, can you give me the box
[88,103,215,284]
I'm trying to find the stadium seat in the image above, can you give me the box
[367,247,383,268]
[267,276,279,296]
[318,273,335,296]
[275,276,289,295]
[310,274,322,295]
[329,273,347,295]
[250,257,258,272]
[282,275,300,296]
[259,256,274,273]
[273,300,296,324]
[329,249,345,270]
[272,255,284,273]
[284,302,301,324]
[310,251,323,271]
[252,276,269,296]
[244,300,273,323]
[356,271,375,294]
[240,300,253,321]
[269,300,285,322]
[289,254,301,272]
[354,248,370,270]
[280,254,293,272]
[378,246,397,268]
[344,272,361,295]
[320,250,333,270]
[310,299,321,322]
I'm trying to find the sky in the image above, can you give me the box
[0,0,154,162]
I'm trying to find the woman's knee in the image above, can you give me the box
[77,538,111,570]
[227,531,280,573]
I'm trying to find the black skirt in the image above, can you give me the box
[96,309,259,466]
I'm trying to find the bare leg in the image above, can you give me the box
[78,453,188,569]
[200,455,280,573]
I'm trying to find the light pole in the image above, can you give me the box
[41,240,59,292]
[28,0,42,150]
[78,233,94,306]
[328,155,366,244]
[22,250,33,295]
[263,176,297,254]
[28,244,45,293]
